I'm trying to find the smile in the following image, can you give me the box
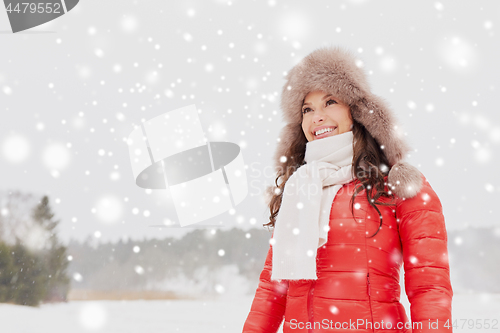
[314,127,337,137]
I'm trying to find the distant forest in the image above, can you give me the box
[66,227,272,298]
[66,226,500,296]
[1,189,499,308]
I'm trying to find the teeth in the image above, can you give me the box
[315,127,335,136]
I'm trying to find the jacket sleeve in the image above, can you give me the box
[242,233,289,333]
[396,174,453,333]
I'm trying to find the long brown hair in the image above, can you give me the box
[263,118,396,238]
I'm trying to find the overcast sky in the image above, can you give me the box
[1,0,499,244]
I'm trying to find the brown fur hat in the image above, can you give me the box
[274,45,422,199]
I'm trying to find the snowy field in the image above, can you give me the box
[1,293,500,333]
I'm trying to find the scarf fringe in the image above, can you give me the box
[271,278,318,283]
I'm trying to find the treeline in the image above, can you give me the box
[2,188,498,306]
[0,192,70,307]
[66,227,273,296]
[65,225,500,296]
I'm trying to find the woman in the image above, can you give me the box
[242,46,453,332]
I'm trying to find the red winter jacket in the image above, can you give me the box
[242,173,453,333]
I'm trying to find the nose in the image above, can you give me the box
[312,107,326,123]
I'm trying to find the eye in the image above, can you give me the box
[302,99,337,115]
[326,99,337,106]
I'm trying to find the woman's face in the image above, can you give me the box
[301,90,353,142]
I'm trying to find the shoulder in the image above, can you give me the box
[349,172,443,216]
[395,173,443,217]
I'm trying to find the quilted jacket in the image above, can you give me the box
[242,173,453,333]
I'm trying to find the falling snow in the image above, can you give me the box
[0,2,498,331]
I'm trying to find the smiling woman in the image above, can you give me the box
[301,90,354,142]
[242,45,453,333]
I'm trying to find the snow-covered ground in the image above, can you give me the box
[1,293,499,333]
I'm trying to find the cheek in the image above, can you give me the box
[342,114,352,128]
[301,121,308,132]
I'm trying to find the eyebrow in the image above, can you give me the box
[302,94,334,107]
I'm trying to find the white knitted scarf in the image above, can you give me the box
[271,130,355,281]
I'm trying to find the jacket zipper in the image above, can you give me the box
[307,280,316,333]
[367,272,371,296]
[363,208,375,333]
[366,272,374,332]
